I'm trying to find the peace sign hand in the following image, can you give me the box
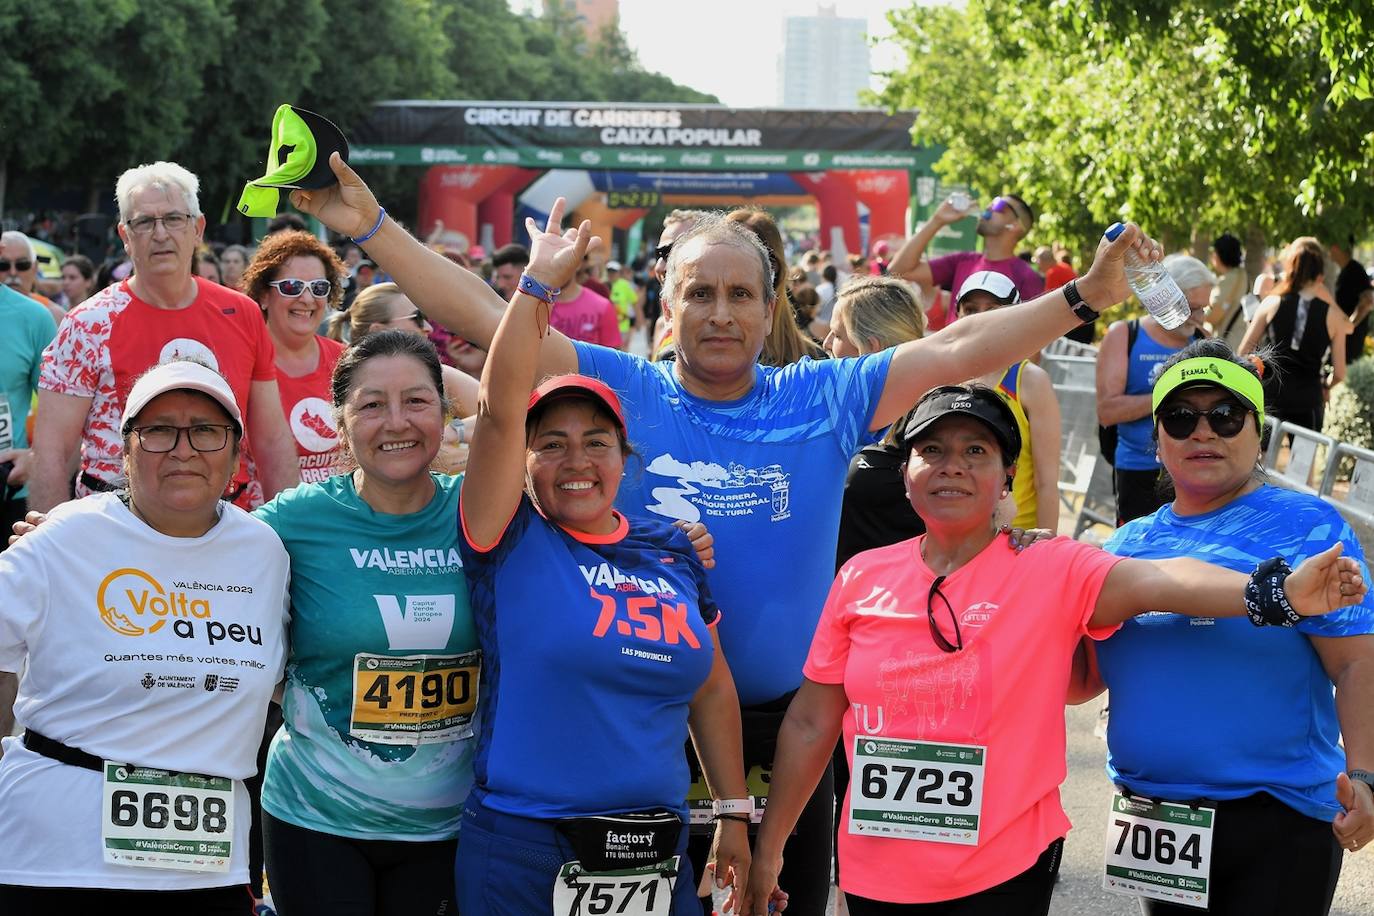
[523,197,603,291]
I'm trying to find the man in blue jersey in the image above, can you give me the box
[290,152,1162,915]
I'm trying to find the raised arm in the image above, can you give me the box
[1021,362,1061,530]
[1088,543,1367,630]
[291,153,577,376]
[871,223,1158,430]
[461,201,599,548]
[1237,296,1277,355]
[888,198,972,285]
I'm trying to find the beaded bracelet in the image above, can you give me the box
[1244,557,1302,627]
[352,207,387,245]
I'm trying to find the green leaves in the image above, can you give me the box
[878,0,1374,262]
[2,0,713,220]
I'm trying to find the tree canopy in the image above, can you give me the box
[0,0,715,222]
[877,0,1374,264]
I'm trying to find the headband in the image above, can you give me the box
[1152,357,1266,429]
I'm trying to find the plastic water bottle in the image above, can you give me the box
[948,192,973,215]
[1105,223,1190,329]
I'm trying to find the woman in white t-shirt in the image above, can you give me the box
[0,360,291,915]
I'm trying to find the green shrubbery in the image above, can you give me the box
[1325,355,1374,450]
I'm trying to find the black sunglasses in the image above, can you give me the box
[396,308,426,325]
[927,575,963,653]
[1158,402,1251,440]
[0,259,33,273]
[654,243,673,262]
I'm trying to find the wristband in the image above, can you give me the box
[1244,557,1302,627]
[1063,279,1099,324]
[1349,770,1374,794]
[711,797,755,817]
[351,207,386,245]
[517,273,561,305]
[713,813,751,825]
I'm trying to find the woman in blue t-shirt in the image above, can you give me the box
[455,201,752,914]
[1095,338,1374,915]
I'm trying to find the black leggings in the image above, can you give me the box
[0,883,252,915]
[844,838,1063,916]
[243,703,284,899]
[262,812,456,916]
[689,761,835,916]
[1138,793,1341,916]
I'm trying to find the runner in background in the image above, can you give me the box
[29,161,300,513]
[736,384,1365,916]
[953,272,1061,531]
[326,282,478,474]
[0,360,290,915]
[241,231,350,485]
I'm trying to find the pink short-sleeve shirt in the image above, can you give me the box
[805,535,1123,904]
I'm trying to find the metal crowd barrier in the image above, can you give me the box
[1044,349,1373,550]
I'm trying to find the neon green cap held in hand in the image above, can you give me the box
[237,104,349,218]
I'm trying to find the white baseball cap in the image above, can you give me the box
[606,260,623,272]
[956,270,1021,306]
[121,360,243,435]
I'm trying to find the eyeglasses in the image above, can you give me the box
[130,424,235,453]
[394,308,426,325]
[1158,402,1252,440]
[125,213,193,235]
[655,243,673,262]
[927,575,963,653]
[269,278,333,299]
[0,259,33,273]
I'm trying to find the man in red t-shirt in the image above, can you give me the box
[30,162,300,511]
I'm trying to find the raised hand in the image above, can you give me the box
[523,197,603,291]
[1081,222,1164,307]
[288,152,382,240]
[1284,542,1367,615]
[672,519,715,569]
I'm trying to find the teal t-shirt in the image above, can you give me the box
[257,472,477,841]
[0,286,57,498]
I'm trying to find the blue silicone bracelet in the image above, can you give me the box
[351,207,386,245]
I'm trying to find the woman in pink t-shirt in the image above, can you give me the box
[737,385,1365,916]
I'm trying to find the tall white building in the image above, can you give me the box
[778,5,871,109]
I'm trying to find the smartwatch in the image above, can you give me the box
[1349,770,1374,794]
[1063,279,1099,324]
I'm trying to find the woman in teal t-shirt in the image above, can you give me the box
[256,329,475,916]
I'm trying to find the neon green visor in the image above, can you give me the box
[237,104,349,218]
[1151,357,1266,428]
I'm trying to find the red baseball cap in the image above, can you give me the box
[527,374,626,432]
